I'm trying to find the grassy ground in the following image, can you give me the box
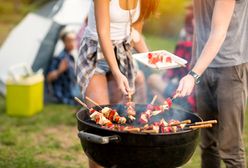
[0,96,87,168]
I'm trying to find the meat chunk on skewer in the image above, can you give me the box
[126,94,136,121]
[89,108,113,127]
[101,107,127,124]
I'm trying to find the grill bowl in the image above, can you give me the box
[76,104,201,168]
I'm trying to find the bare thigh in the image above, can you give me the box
[85,74,110,107]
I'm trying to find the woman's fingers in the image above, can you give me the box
[120,85,128,95]
[114,72,133,96]
[123,77,130,94]
[117,74,130,96]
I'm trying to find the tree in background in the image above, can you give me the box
[144,0,191,38]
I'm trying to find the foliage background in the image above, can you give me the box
[144,0,191,37]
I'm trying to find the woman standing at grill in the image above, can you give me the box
[77,0,159,167]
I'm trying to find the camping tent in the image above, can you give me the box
[0,0,90,95]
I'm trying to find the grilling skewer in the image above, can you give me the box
[167,119,191,126]
[124,127,141,133]
[183,124,213,130]
[162,120,217,128]
[85,96,103,110]
[102,118,217,134]
[85,96,127,124]
[194,120,218,125]
[74,97,113,127]
[174,59,186,68]
[126,92,136,121]
[74,97,90,110]
[150,92,180,116]
[184,120,218,127]
[160,120,217,133]
[139,95,158,124]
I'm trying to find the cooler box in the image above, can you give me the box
[6,73,44,117]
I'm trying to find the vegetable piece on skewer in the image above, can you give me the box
[101,107,127,124]
[85,96,127,124]
[139,95,158,124]
[74,97,113,127]
[126,93,136,121]
[90,111,113,127]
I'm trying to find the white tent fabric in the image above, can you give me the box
[54,0,90,25]
[0,0,90,95]
[0,14,52,94]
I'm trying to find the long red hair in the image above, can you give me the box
[138,0,160,22]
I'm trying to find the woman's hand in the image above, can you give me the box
[176,74,195,97]
[114,71,130,96]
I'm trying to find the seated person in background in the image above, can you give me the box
[46,29,80,105]
[147,4,195,112]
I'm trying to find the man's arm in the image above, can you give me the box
[47,59,68,83]
[192,0,236,75]
[177,0,236,96]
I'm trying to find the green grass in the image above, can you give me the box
[0,96,87,168]
[145,35,177,52]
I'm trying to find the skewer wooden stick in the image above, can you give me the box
[171,120,191,126]
[124,127,141,133]
[150,95,158,105]
[74,97,90,110]
[128,92,132,102]
[189,124,213,129]
[85,96,103,109]
[141,129,158,134]
[164,120,192,127]
[174,60,186,68]
[194,120,218,125]
[172,91,180,100]
[184,120,217,127]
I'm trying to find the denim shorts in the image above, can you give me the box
[95,59,110,75]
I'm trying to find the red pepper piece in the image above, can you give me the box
[153,105,161,111]
[164,126,172,133]
[160,126,165,133]
[115,116,120,123]
[165,56,172,63]
[105,122,113,127]
[109,110,116,121]
[153,122,160,126]
[148,53,153,59]
[165,98,173,108]
[95,116,100,123]
[151,57,157,64]
[89,109,96,114]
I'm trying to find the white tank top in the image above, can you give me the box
[84,0,140,41]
